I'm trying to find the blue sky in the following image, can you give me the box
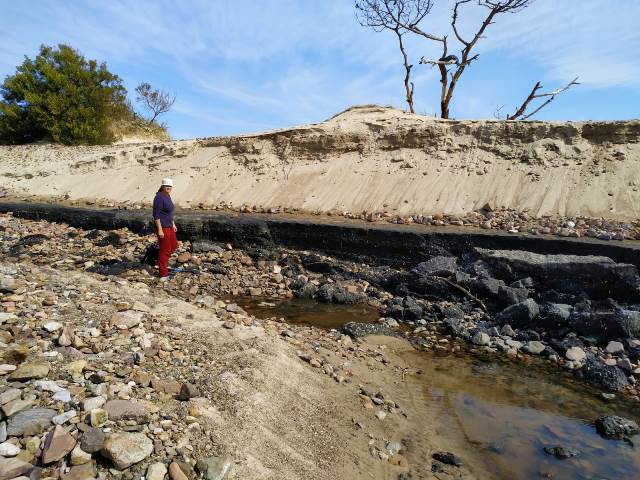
[1,0,639,139]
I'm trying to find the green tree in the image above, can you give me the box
[0,44,128,145]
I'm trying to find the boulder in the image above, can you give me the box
[7,408,55,436]
[595,415,640,439]
[147,463,169,480]
[412,256,457,277]
[432,451,463,467]
[8,361,50,381]
[497,286,529,306]
[109,310,144,330]
[41,425,76,464]
[80,427,106,453]
[474,248,640,300]
[569,309,640,341]
[578,357,629,392]
[494,299,539,327]
[100,432,153,470]
[191,240,225,254]
[539,303,572,329]
[104,399,149,422]
[0,457,32,480]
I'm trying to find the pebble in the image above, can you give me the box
[147,462,169,480]
[0,441,21,456]
[53,410,77,425]
[80,427,106,453]
[70,444,92,465]
[169,461,189,480]
[565,347,586,362]
[605,341,624,354]
[196,455,233,480]
[523,341,546,355]
[472,332,490,346]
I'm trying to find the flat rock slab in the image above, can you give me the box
[109,310,144,329]
[100,432,153,469]
[104,399,149,422]
[8,361,50,380]
[0,457,32,480]
[42,425,77,464]
[7,408,56,436]
[475,248,640,300]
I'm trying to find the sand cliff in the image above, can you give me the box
[1,105,639,219]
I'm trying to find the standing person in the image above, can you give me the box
[153,178,178,280]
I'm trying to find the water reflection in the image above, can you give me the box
[236,297,379,330]
[410,353,640,480]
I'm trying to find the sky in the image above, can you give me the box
[1,0,639,139]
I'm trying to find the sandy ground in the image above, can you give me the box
[1,105,639,220]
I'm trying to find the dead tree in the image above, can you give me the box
[405,0,535,119]
[355,0,434,113]
[507,77,580,120]
[135,82,176,125]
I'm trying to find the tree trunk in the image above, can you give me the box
[395,30,415,114]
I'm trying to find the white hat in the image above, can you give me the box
[161,178,174,187]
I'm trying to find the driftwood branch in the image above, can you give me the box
[433,276,487,312]
[507,77,580,120]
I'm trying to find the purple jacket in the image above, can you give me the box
[153,192,175,228]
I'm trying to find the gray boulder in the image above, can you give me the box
[494,299,540,327]
[412,256,457,277]
[569,309,640,340]
[475,248,640,300]
[578,357,629,392]
[595,415,640,439]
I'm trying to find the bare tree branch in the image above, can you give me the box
[135,82,176,125]
[507,77,580,120]
[355,0,434,113]
[402,0,534,118]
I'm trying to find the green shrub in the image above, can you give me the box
[0,44,129,145]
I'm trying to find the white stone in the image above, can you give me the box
[70,444,92,465]
[52,389,72,402]
[82,396,106,412]
[43,321,63,332]
[34,380,65,393]
[146,462,168,480]
[472,332,490,346]
[53,409,77,425]
[605,341,624,354]
[565,347,586,362]
[0,441,21,456]
[0,364,17,375]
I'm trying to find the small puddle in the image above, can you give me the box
[235,297,379,330]
[402,351,640,480]
[242,298,640,479]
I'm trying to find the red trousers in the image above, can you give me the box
[158,227,178,277]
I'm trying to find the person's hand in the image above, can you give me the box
[157,230,165,239]
[173,225,177,233]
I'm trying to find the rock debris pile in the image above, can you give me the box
[1,211,639,479]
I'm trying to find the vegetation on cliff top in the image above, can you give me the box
[0,44,172,145]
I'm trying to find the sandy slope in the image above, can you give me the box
[1,105,639,219]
